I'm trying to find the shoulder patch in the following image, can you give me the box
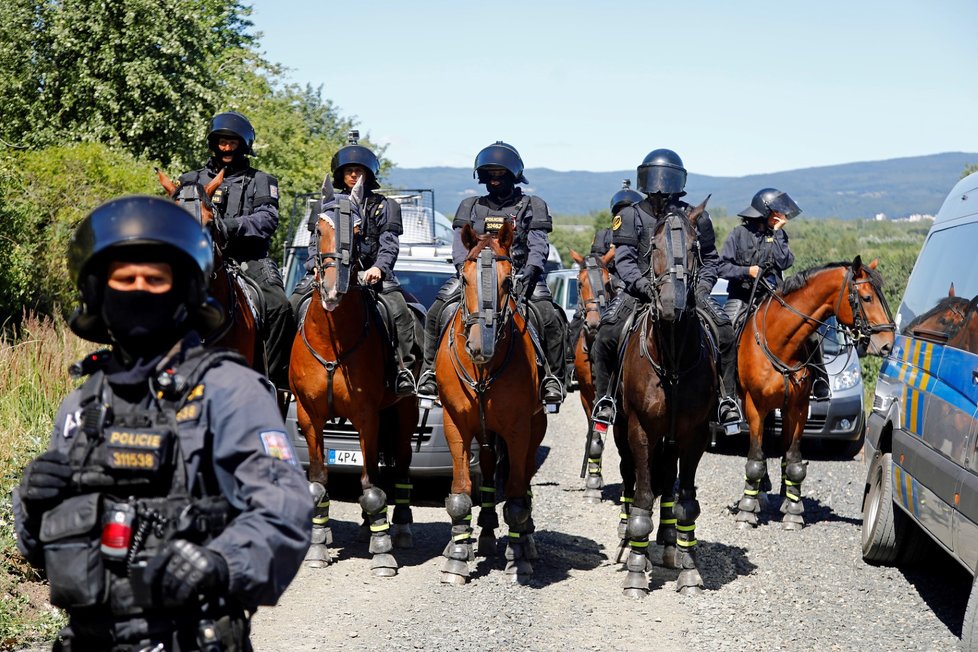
[186,384,205,402]
[612,215,623,231]
[63,409,81,439]
[260,430,297,466]
[269,184,279,199]
[176,403,200,423]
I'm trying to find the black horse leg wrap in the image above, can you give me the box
[739,460,766,513]
[445,493,473,558]
[783,462,807,514]
[503,497,532,535]
[477,485,499,529]
[657,496,677,545]
[676,488,699,568]
[392,481,413,525]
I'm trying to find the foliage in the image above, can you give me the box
[963,163,978,180]
[0,314,86,647]
[0,143,158,324]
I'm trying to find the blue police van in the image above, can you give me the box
[860,170,978,649]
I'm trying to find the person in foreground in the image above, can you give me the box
[12,196,312,651]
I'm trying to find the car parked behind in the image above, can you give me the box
[860,171,978,649]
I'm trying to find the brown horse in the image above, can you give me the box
[568,247,617,503]
[157,169,262,369]
[731,257,895,530]
[436,220,547,585]
[618,198,718,597]
[904,285,978,354]
[289,208,417,577]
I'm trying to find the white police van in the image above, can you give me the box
[860,170,978,649]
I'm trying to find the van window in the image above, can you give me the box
[900,222,978,321]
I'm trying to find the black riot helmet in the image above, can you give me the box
[738,188,802,221]
[610,179,643,215]
[207,111,256,156]
[636,149,687,197]
[330,130,381,190]
[67,196,222,343]
[474,141,528,184]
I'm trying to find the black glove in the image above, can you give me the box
[21,450,73,509]
[147,540,229,607]
[634,278,654,302]
[514,265,542,299]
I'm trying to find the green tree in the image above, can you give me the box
[962,163,978,179]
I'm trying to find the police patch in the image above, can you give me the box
[186,384,205,402]
[63,409,81,439]
[270,184,279,199]
[612,215,623,231]
[260,430,297,466]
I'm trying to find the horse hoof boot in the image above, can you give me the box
[477,531,497,557]
[441,571,468,586]
[781,514,805,530]
[585,473,604,491]
[582,487,602,504]
[734,511,758,529]
[623,587,649,600]
[662,545,679,570]
[391,524,414,549]
[370,553,398,578]
[441,557,470,582]
[677,569,704,593]
[305,544,332,568]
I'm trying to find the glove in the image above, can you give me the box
[147,540,229,607]
[634,278,654,302]
[21,450,73,508]
[514,265,542,299]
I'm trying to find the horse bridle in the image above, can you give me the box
[646,213,699,316]
[581,255,611,319]
[459,246,515,360]
[313,213,359,305]
[834,269,896,346]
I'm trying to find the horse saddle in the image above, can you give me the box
[234,270,264,329]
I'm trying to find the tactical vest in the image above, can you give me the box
[631,202,693,278]
[456,195,544,272]
[357,194,401,269]
[40,349,243,625]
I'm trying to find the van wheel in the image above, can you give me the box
[963,574,978,651]
[861,451,903,564]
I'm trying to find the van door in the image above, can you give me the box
[955,406,978,572]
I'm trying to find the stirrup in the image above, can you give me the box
[717,397,746,436]
[541,374,563,413]
[417,370,439,409]
[811,377,831,400]
[591,396,616,432]
[394,368,416,397]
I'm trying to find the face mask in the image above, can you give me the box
[101,288,189,359]
[486,176,515,201]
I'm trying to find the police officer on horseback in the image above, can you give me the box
[590,149,740,427]
[291,130,418,396]
[180,111,296,390]
[416,141,566,405]
[12,196,312,651]
[565,179,636,367]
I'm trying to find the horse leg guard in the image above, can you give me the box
[476,485,499,557]
[306,482,333,568]
[503,498,534,580]
[441,493,474,585]
[623,507,653,598]
[735,460,767,529]
[657,496,679,569]
[779,461,808,530]
[359,487,397,577]
[674,490,704,594]
[391,481,414,549]
[583,432,605,503]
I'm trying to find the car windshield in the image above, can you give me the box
[818,316,849,356]
[398,268,454,308]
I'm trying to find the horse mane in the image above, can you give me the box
[780,261,884,297]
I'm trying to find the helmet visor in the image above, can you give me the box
[766,192,802,220]
[637,166,686,195]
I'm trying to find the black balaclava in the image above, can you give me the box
[102,287,190,361]
[484,171,517,205]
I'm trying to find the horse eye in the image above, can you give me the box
[861,293,872,303]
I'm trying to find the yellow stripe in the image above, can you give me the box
[508,531,521,538]
[480,486,495,493]
[785,479,800,486]
[453,533,471,541]
[904,470,913,509]
[317,500,330,508]
[395,499,410,505]
[660,519,677,526]
[744,489,759,496]
[370,523,389,532]
[676,524,695,532]
[661,501,675,508]
[677,539,697,548]
[630,541,650,548]
[312,516,329,525]
[395,483,413,490]
[482,503,495,508]
[620,496,633,504]
[464,514,472,521]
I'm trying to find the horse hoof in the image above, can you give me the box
[370,553,398,577]
[505,559,533,577]
[583,490,602,504]
[677,569,704,593]
[781,518,805,531]
[623,587,648,600]
[477,534,496,557]
[678,585,703,596]
[441,572,468,586]
[305,544,332,567]
[662,545,679,570]
[585,475,604,491]
[734,511,758,529]
[734,520,757,530]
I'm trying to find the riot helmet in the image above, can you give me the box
[610,179,643,215]
[737,188,802,220]
[68,196,222,345]
[636,149,687,196]
[474,141,528,184]
[207,111,256,156]
[330,130,381,190]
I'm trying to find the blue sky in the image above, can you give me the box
[249,1,978,177]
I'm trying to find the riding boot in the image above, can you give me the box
[529,296,565,405]
[591,320,621,423]
[244,258,296,389]
[382,288,418,396]
[289,272,315,322]
[566,312,584,364]
[417,296,447,398]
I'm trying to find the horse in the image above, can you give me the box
[436,220,547,585]
[730,256,895,530]
[617,197,718,598]
[568,247,617,503]
[157,168,262,370]
[903,285,978,354]
[289,198,417,577]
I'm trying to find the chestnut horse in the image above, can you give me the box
[289,206,417,577]
[157,169,262,369]
[731,257,895,530]
[903,285,978,354]
[436,220,547,585]
[568,247,617,503]
[618,198,718,597]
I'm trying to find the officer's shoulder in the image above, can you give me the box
[178,168,204,183]
[252,168,277,183]
[198,358,276,399]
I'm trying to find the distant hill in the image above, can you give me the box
[386,152,978,219]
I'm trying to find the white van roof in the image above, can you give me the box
[933,171,978,227]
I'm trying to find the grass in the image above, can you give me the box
[1,314,88,649]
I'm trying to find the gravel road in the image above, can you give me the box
[251,396,970,651]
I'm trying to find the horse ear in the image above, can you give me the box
[204,168,225,198]
[851,255,863,272]
[461,223,480,251]
[867,257,879,270]
[156,167,177,197]
[496,220,514,250]
[949,282,956,298]
[688,194,711,224]
[570,248,584,266]
[602,245,616,267]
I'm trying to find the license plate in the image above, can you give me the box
[327,449,362,466]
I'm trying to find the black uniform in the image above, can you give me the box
[591,197,735,407]
[13,336,312,651]
[565,227,621,364]
[179,159,296,389]
[419,188,566,397]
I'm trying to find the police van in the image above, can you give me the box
[860,170,978,648]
